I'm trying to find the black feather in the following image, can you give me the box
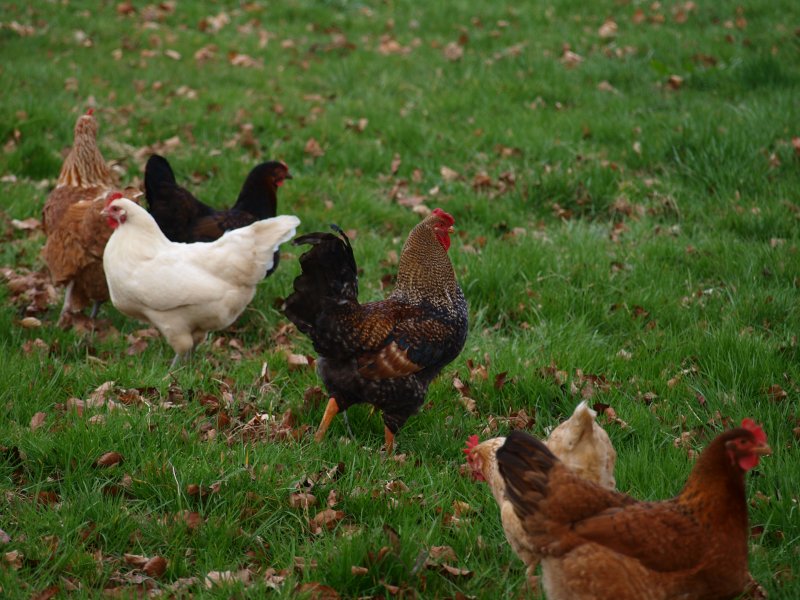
[284,225,358,335]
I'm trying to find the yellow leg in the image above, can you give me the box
[315,397,340,442]
[384,426,395,454]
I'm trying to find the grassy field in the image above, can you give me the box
[1,0,799,597]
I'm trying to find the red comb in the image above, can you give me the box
[432,208,455,226]
[463,435,480,455]
[741,419,767,444]
[105,191,124,207]
[86,108,94,116]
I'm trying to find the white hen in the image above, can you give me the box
[101,194,300,366]
[465,401,617,585]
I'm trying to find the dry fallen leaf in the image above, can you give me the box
[143,556,168,578]
[94,451,124,468]
[304,138,325,158]
[309,508,345,534]
[30,412,47,431]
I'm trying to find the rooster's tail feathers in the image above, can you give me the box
[284,225,358,335]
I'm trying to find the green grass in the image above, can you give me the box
[1,0,799,597]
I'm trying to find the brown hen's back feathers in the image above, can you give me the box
[42,109,115,234]
[284,211,468,436]
[497,429,761,600]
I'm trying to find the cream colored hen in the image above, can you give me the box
[101,195,299,367]
[465,401,616,584]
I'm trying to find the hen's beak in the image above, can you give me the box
[284,172,293,180]
[447,225,455,234]
[752,444,772,457]
[100,207,111,217]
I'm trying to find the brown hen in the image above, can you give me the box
[493,420,770,600]
[41,108,119,325]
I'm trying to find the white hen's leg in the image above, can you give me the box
[89,301,101,320]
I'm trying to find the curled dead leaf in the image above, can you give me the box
[94,451,124,468]
[309,508,345,534]
[143,555,168,578]
[290,492,317,509]
[30,412,46,432]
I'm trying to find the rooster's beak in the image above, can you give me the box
[284,172,293,180]
[447,226,454,234]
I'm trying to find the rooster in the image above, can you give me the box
[41,108,118,325]
[101,194,299,367]
[284,209,469,453]
[490,420,770,600]
[465,401,616,583]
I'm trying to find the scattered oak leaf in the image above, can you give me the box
[295,582,340,599]
[304,138,325,158]
[94,451,124,468]
[290,492,317,509]
[29,412,46,431]
[143,556,167,578]
[351,565,368,576]
[309,508,345,534]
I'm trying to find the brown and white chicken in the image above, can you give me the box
[474,419,770,600]
[101,194,299,367]
[465,401,616,583]
[41,108,120,326]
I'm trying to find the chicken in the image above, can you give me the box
[41,108,117,324]
[489,420,770,600]
[144,154,290,234]
[101,194,300,367]
[542,400,616,489]
[42,108,116,234]
[284,209,469,453]
[465,401,616,582]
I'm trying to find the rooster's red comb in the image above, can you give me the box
[431,208,455,226]
[463,435,480,455]
[105,192,124,207]
[741,419,767,444]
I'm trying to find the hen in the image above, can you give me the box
[43,187,143,327]
[41,108,118,324]
[101,194,299,367]
[284,209,469,453]
[492,420,770,600]
[42,108,116,234]
[465,401,616,581]
[145,154,290,238]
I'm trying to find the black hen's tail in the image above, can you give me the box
[496,430,559,519]
[144,154,177,200]
[284,225,358,336]
[143,154,211,242]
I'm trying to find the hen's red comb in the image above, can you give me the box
[432,208,455,226]
[105,192,124,207]
[86,108,94,116]
[463,435,480,455]
[741,418,767,444]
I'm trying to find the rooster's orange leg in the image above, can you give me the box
[315,397,340,442]
[384,426,395,455]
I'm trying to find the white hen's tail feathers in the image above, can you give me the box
[203,215,301,286]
